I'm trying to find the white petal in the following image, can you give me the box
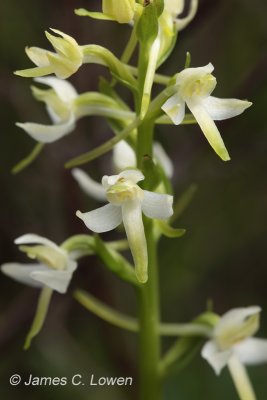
[102,169,144,189]
[161,93,185,125]
[186,99,230,161]
[46,105,62,124]
[164,0,184,16]
[112,140,136,172]
[176,63,214,86]
[76,204,122,233]
[201,340,233,375]
[202,96,252,121]
[16,115,75,143]
[215,306,261,338]
[175,0,198,31]
[1,263,45,288]
[71,168,106,202]
[153,142,174,178]
[122,200,148,283]
[142,190,173,220]
[34,77,78,103]
[119,169,145,183]
[31,259,77,294]
[15,233,68,263]
[25,46,50,67]
[234,338,267,366]
[15,234,60,251]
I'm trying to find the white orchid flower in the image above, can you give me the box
[202,306,267,400]
[1,234,77,293]
[1,234,77,349]
[162,63,252,161]
[15,29,83,79]
[16,77,77,143]
[71,140,173,202]
[76,169,173,283]
[16,77,134,144]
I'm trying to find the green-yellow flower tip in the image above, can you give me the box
[136,271,148,284]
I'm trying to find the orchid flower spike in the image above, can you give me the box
[202,306,267,400]
[1,234,77,348]
[162,63,252,161]
[15,29,83,79]
[76,169,173,283]
[71,140,173,202]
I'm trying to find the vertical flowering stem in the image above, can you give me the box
[136,118,162,398]
[138,217,162,400]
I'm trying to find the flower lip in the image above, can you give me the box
[106,178,144,205]
[176,64,217,100]
[214,306,261,351]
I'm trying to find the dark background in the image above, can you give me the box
[1,0,267,398]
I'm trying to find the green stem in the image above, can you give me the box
[12,143,44,174]
[74,288,212,338]
[138,220,161,400]
[64,117,140,168]
[135,34,162,396]
[136,120,154,167]
[121,27,138,65]
[128,65,171,85]
[74,290,137,333]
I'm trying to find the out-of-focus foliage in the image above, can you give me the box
[1,0,267,398]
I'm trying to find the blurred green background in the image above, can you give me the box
[1,0,267,398]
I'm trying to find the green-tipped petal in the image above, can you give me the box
[14,66,53,78]
[186,99,230,161]
[121,200,148,283]
[75,8,116,21]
